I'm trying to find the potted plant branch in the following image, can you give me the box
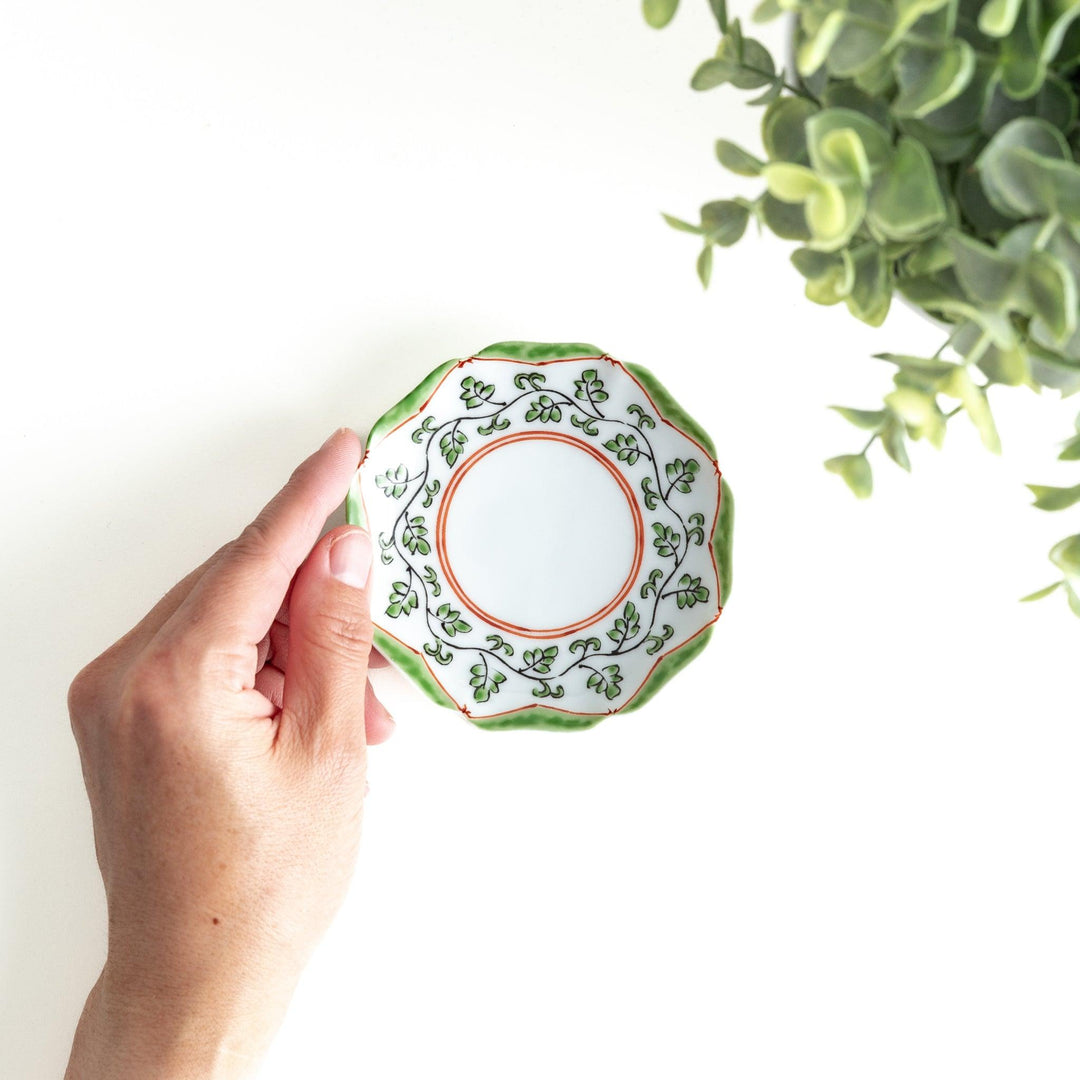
[644,0,1080,614]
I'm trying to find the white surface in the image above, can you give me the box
[1,1,1078,1078]
[441,434,639,632]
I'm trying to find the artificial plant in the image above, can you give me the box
[646,0,1080,613]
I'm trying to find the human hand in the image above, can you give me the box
[65,429,392,1079]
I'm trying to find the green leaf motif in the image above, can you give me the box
[574,368,609,407]
[484,634,515,657]
[653,523,681,558]
[422,479,441,508]
[605,432,648,464]
[410,415,438,444]
[460,375,496,409]
[641,476,660,509]
[667,574,711,609]
[439,426,468,467]
[422,564,441,597]
[645,624,675,655]
[469,658,507,704]
[375,464,410,499]
[571,413,600,437]
[423,640,453,665]
[435,601,471,638]
[569,637,602,657]
[525,394,563,423]
[378,532,395,566]
[606,602,641,648]
[640,567,664,599]
[386,580,418,619]
[402,516,431,556]
[522,646,559,674]
[513,371,545,391]
[477,413,511,436]
[687,512,706,546]
[585,664,623,702]
[627,403,656,430]
[532,680,565,699]
[665,457,701,494]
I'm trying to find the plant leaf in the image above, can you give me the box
[893,42,976,119]
[867,138,946,241]
[824,453,873,498]
[1027,482,1080,510]
[697,244,713,288]
[643,0,679,29]
[797,10,846,77]
[700,199,751,246]
[715,139,764,176]
[979,0,1024,36]
[829,405,886,430]
[662,213,703,235]
[1020,581,1062,601]
[1049,534,1080,574]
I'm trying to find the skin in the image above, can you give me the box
[65,428,391,1079]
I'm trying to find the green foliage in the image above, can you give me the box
[386,580,418,619]
[607,602,641,647]
[435,602,471,638]
[524,394,563,423]
[522,646,559,674]
[469,658,506,704]
[585,663,624,701]
[375,464,410,498]
[460,375,496,409]
[604,432,648,464]
[649,0,1080,613]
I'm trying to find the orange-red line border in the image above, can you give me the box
[434,430,645,639]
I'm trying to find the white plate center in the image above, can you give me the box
[439,434,642,636]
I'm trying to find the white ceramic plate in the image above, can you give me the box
[348,341,732,730]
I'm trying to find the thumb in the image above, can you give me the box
[281,525,375,753]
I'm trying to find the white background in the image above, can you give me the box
[2,2,1078,1077]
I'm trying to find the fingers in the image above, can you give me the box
[364,684,396,745]
[280,525,374,753]
[169,429,363,654]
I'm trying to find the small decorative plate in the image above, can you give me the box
[348,341,732,730]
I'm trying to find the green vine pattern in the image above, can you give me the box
[368,360,717,712]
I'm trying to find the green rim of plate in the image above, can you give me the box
[350,341,732,731]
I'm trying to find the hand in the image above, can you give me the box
[65,429,392,1079]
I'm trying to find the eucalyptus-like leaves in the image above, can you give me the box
[648,0,1080,615]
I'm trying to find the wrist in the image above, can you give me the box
[66,966,286,1080]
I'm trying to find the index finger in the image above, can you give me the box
[168,428,363,653]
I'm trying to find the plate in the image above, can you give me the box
[348,341,732,730]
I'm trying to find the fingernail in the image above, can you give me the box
[322,426,351,449]
[329,529,372,588]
